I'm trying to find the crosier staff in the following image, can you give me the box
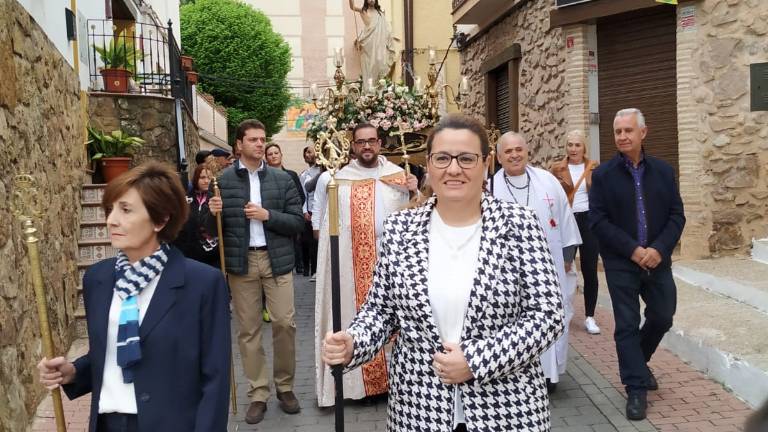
[207,160,238,416]
[13,175,67,432]
[315,121,350,432]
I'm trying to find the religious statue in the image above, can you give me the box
[350,0,396,86]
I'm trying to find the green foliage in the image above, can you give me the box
[180,0,292,137]
[93,33,144,72]
[87,127,145,160]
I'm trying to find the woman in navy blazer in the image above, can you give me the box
[38,162,231,432]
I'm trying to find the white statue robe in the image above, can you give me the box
[492,165,582,383]
[314,156,409,407]
[357,10,396,85]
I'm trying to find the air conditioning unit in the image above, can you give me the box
[556,0,593,7]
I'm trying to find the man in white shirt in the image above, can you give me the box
[492,131,581,393]
[314,122,418,407]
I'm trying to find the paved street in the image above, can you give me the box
[34,273,753,432]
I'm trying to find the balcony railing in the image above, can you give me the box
[452,0,468,12]
[86,18,193,109]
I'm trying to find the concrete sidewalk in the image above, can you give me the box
[32,273,755,431]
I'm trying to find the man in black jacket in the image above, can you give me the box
[208,119,304,424]
[589,108,685,421]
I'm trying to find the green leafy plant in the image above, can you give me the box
[181,0,292,137]
[87,127,145,160]
[93,33,144,72]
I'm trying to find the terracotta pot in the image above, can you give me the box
[100,68,132,93]
[101,157,132,183]
[181,55,194,71]
[186,71,199,85]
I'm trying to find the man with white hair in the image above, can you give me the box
[491,131,581,393]
[589,108,685,421]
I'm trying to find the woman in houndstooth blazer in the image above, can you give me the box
[323,114,565,432]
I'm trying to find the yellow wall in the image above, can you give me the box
[413,0,461,112]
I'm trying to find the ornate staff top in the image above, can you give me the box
[12,174,44,242]
[314,119,350,175]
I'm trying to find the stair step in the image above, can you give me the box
[78,241,117,263]
[753,238,768,265]
[80,225,109,242]
[80,203,106,224]
[664,275,768,408]
[673,257,768,315]
[81,184,107,204]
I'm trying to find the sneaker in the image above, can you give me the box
[309,274,316,282]
[262,309,271,323]
[585,317,601,335]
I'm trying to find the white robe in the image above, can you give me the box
[314,156,409,406]
[492,166,581,382]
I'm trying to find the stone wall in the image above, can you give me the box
[459,0,567,167]
[680,0,768,255]
[0,2,87,431]
[88,93,200,177]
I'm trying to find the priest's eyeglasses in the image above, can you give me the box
[428,152,481,169]
[353,138,379,147]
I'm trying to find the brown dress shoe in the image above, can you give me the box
[277,391,301,414]
[245,401,267,424]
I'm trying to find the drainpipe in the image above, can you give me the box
[70,0,89,151]
[403,0,414,88]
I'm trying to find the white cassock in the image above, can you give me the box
[314,156,410,406]
[492,165,581,383]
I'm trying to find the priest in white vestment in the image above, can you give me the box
[492,132,581,391]
[314,123,416,406]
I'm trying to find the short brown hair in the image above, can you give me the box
[352,122,379,141]
[102,161,189,243]
[426,114,490,157]
[236,119,266,141]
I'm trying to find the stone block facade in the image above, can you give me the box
[458,0,768,257]
[459,0,567,167]
[0,2,87,431]
[87,93,200,176]
[677,0,768,256]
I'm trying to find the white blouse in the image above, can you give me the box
[427,209,482,428]
[568,163,589,213]
[98,274,160,414]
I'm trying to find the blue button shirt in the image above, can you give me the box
[621,153,648,247]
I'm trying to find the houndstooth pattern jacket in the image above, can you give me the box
[346,194,565,432]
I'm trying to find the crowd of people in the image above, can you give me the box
[37,108,768,432]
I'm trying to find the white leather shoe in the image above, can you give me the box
[585,317,601,335]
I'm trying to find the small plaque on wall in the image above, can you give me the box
[751,62,768,111]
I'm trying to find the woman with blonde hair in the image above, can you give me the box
[550,129,601,335]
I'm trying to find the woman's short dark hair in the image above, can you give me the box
[265,143,282,154]
[102,161,189,243]
[235,119,266,141]
[426,113,490,157]
[191,163,211,193]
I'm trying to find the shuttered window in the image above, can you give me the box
[493,64,511,133]
[597,6,678,175]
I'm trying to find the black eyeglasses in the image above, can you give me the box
[353,138,379,147]
[428,152,482,169]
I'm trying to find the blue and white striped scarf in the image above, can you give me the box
[114,244,169,383]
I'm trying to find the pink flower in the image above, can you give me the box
[381,120,392,130]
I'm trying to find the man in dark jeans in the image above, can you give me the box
[589,108,685,421]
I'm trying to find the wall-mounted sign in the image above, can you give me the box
[680,5,696,32]
[566,36,575,49]
[555,0,593,8]
[751,62,768,112]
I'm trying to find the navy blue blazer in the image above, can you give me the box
[63,246,231,431]
[588,153,685,271]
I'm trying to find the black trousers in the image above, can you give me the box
[605,266,676,393]
[574,211,600,317]
[97,413,138,432]
[300,219,318,274]
[454,424,467,432]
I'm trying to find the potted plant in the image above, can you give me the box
[87,127,145,182]
[94,33,143,93]
[181,55,194,71]
[186,70,199,85]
